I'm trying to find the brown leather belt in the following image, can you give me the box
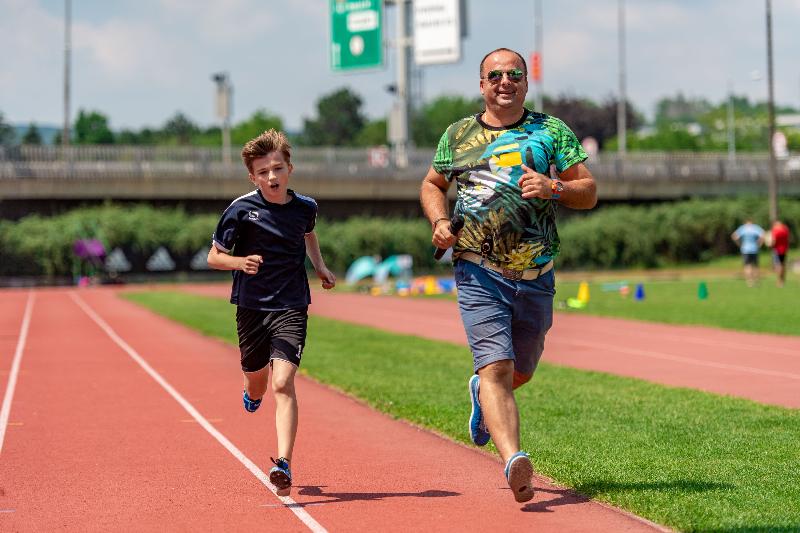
[458,252,554,281]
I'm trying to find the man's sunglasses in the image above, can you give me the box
[483,68,525,83]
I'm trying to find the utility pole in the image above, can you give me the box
[617,0,627,155]
[392,0,410,169]
[727,80,736,162]
[62,0,71,147]
[534,0,543,113]
[212,72,232,165]
[765,0,778,221]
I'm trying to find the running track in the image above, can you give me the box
[1,287,668,532]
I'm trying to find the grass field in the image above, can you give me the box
[124,291,800,533]
[555,277,800,336]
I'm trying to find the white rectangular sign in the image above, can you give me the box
[413,0,461,65]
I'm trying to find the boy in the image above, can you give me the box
[207,129,336,495]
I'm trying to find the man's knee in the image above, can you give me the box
[478,359,515,385]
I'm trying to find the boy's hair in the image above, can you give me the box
[241,129,292,173]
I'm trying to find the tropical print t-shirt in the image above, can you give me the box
[432,109,587,269]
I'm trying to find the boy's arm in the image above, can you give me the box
[207,244,263,275]
[304,232,336,290]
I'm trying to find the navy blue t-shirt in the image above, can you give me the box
[212,189,317,311]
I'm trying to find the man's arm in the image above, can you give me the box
[420,166,458,249]
[519,163,597,209]
[519,162,597,209]
[555,162,598,210]
[304,231,336,289]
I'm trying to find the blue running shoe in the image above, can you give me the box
[242,390,262,413]
[468,374,490,446]
[269,456,292,494]
[504,451,535,503]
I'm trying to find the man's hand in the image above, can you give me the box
[240,254,263,275]
[519,164,554,200]
[432,218,460,250]
[317,267,336,290]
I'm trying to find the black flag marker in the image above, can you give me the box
[433,214,465,260]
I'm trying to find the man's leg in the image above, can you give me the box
[270,359,298,462]
[478,359,518,463]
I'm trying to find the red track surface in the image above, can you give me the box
[1,287,667,532]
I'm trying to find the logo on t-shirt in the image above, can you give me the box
[248,210,260,220]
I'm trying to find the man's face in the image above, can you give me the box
[248,151,292,203]
[480,51,528,111]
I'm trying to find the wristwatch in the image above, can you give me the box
[551,180,564,200]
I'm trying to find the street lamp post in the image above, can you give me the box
[62,0,71,148]
[765,0,779,221]
[212,73,233,166]
[617,0,627,156]
[533,0,543,113]
[727,80,736,162]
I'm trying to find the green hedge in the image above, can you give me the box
[557,197,800,269]
[0,198,797,277]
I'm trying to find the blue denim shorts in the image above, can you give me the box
[454,259,555,375]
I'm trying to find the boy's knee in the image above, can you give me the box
[513,371,533,389]
[271,376,295,396]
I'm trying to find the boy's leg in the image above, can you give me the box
[236,306,272,412]
[244,367,269,401]
[271,359,298,461]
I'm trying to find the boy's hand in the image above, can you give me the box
[241,255,263,275]
[318,268,336,290]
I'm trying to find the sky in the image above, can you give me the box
[2,0,800,133]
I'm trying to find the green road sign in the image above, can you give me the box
[330,0,383,71]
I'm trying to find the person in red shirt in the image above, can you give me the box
[770,220,791,287]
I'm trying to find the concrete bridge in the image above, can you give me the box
[2,146,799,218]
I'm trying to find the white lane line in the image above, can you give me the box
[0,292,34,455]
[562,338,800,381]
[70,292,327,533]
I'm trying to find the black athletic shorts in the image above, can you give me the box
[743,253,758,266]
[236,306,308,372]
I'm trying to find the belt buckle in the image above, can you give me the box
[501,267,523,281]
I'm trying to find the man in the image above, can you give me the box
[769,220,790,287]
[420,48,597,503]
[731,218,765,287]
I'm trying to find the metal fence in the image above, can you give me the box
[1,145,799,182]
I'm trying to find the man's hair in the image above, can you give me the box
[241,129,292,173]
[479,47,528,77]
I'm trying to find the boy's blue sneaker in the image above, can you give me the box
[468,374,490,446]
[504,451,535,503]
[269,456,292,494]
[242,390,262,413]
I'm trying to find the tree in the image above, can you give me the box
[0,112,15,146]
[654,93,712,127]
[412,95,483,147]
[74,109,115,144]
[231,109,283,146]
[539,95,642,149]
[162,112,199,145]
[355,119,388,147]
[302,88,365,146]
[22,123,42,145]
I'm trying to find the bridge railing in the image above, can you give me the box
[1,145,799,182]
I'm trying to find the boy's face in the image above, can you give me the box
[248,151,292,204]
